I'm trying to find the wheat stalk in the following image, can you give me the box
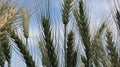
[62,0,73,66]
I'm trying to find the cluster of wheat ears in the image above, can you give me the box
[0,0,120,67]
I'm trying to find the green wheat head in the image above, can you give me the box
[106,29,120,67]
[91,23,110,67]
[73,0,91,66]
[62,0,74,67]
[1,33,11,67]
[21,8,30,39]
[67,31,77,67]
[39,40,51,67]
[0,0,120,67]
[41,16,57,67]
[0,48,5,67]
[62,0,73,25]
[0,42,5,67]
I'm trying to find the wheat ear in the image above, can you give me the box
[73,0,91,66]
[62,0,73,66]
[67,31,77,67]
[42,16,57,67]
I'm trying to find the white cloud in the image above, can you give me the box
[91,0,111,20]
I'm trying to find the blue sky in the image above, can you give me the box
[9,0,114,67]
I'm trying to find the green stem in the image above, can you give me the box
[64,25,67,67]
